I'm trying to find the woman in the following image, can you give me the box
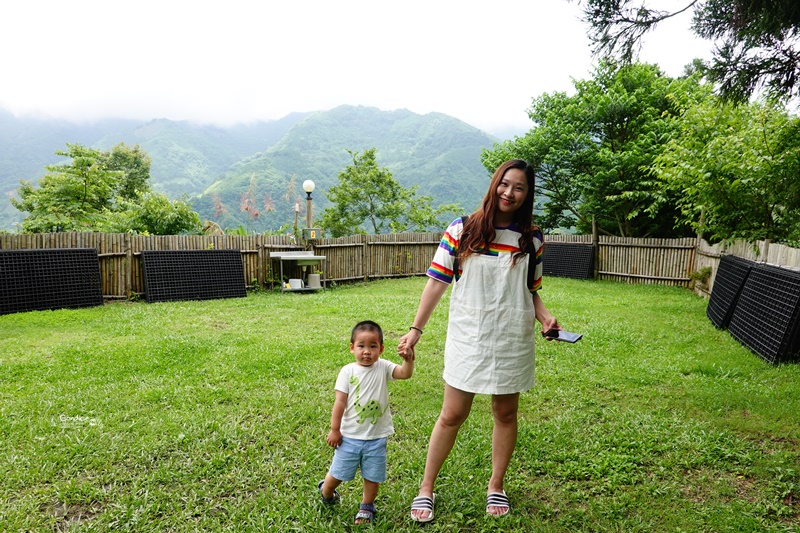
[398,159,561,522]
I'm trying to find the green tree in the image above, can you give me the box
[100,143,152,200]
[98,193,202,235]
[574,0,800,103]
[12,143,201,235]
[320,148,460,237]
[484,61,705,237]
[653,99,800,244]
[11,143,121,232]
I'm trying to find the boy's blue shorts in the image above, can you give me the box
[328,436,387,483]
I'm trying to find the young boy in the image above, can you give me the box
[318,320,414,525]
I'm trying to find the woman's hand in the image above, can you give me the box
[533,292,560,339]
[540,316,562,340]
[541,315,560,333]
[398,344,416,361]
[397,329,421,358]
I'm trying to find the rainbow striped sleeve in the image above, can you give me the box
[426,218,463,284]
[530,228,544,293]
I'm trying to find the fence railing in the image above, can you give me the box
[2,232,798,299]
[602,236,699,285]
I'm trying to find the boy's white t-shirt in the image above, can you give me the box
[335,359,398,440]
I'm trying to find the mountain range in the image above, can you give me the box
[0,105,509,232]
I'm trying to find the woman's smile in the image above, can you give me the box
[495,167,529,219]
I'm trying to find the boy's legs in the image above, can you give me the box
[320,473,342,501]
[355,438,386,524]
[354,479,380,524]
[360,437,387,505]
[362,479,379,504]
[322,436,361,501]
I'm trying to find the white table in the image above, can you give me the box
[270,251,326,292]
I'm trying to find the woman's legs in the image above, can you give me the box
[487,392,519,514]
[410,384,475,520]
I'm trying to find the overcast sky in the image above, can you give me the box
[0,1,712,136]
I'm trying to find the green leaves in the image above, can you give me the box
[98,193,201,235]
[12,143,202,235]
[320,148,460,237]
[652,99,800,244]
[581,0,800,103]
[484,61,703,237]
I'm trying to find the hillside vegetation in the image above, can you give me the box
[196,105,497,232]
[1,106,500,233]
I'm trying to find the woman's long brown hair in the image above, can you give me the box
[459,159,538,267]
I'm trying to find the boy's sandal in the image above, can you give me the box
[409,493,435,523]
[486,491,510,516]
[354,503,376,525]
[318,480,340,504]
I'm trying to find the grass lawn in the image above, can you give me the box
[1,276,798,532]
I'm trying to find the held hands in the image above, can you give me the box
[398,345,415,362]
[397,329,421,359]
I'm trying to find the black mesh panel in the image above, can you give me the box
[0,248,103,315]
[142,249,246,303]
[728,264,800,364]
[542,243,594,280]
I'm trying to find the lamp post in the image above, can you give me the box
[293,201,300,240]
[302,180,315,229]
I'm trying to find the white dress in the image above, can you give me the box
[427,219,541,395]
[444,251,536,394]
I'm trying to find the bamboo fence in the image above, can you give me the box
[597,236,698,286]
[2,232,798,300]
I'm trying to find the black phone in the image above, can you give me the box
[543,329,583,343]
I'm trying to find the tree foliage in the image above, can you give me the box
[12,143,201,234]
[97,193,202,235]
[574,0,800,103]
[100,143,152,200]
[484,61,705,237]
[653,99,800,244]
[12,144,121,233]
[320,148,460,237]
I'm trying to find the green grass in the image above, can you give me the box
[1,277,798,532]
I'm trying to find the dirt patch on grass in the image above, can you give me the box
[44,501,100,531]
[679,470,759,505]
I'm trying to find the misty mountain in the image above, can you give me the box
[0,110,308,230]
[195,105,499,232]
[93,113,310,197]
[0,105,504,232]
[0,110,135,230]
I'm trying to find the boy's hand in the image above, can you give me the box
[397,334,418,358]
[399,345,415,362]
[326,429,342,448]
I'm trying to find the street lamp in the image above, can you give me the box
[302,179,315,229]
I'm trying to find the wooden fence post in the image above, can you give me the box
[762,239,771,263]
[363,234,369,282]
[125,233,132,299]
[592,215,599,279]
[256,234,264,289]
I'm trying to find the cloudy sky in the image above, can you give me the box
[0,1,711,135]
